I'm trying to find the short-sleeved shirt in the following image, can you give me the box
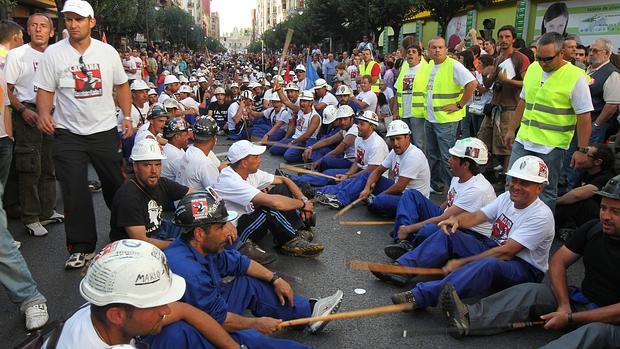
[51,306,118,349]
[161,143,185,181]
[34,38,128,135]
[480,192,555,272]
[214,166,274,219]
[318,91,338,107]
[177,145,220,191]
[342,124,359,159]
[490,51,530,108]
[5,43,42,103]
[577,169,615,204]
[123,57,138,80]
[447,174,496,236]
[426,59,476,123]
[354,131,389,169]
[356,90,378,112]
[109,177,188,241]
[263,107,291,129]
[565,220,620,306]
[380,144,430,197]
[207,101,230,127]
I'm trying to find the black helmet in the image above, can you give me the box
[595,175,620,200]
[163,117,190,139]
[148,104,169,120]
[174,189,238,228]
[193,116,219,141]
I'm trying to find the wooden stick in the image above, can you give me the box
[263,141,307,150]
[349,260,445,275]
[278,303,413,328]
[279,163,338,180]
[334,197,364,219]
[339,220,394,226]
[279,29,295,72]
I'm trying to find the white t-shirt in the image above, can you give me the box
[5,43,42,103]
[177,145,220,191]
[446,174,496,236]
[293,108,320,139]
[380,87,394,102]
[342,123,359,159]
[319,91,338,108]
[117,102,149,131]
[134,122,157,143]
[263,107,291,129]
[517,72,593,153]
[480,192,555,272]
[157,90,174,104]
[356,90,378,112]
[161,143,185,181]
[180,97,200,110]
[347,65,359,90]
[214,167,275,222]
[227,101,240,131]
[381,144,431,197]
[400,63,422,118]
[354,131,389,169]
[0,56,9,138]
[426,59,476,123]
[34,38,128,135]
[263,88,273,102]
[132,55,143,80]
[123,57,138,80]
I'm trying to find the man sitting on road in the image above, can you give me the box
[252,93,291,143]
[165,191,343,348]
[161,117,192,182]
[372,156,554,311]
[384,138,496,260]
[177,117,224,191]
[439,175,620,348]
[214,140,324,264]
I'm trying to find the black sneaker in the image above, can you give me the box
[371,263,413,286]
[299,182,316,199]
[304,213,317,229]
[439,283,470,338]
[391,290,416,309]
[239,241,278,265]
[296,229,314,242]
[384,240,414,260]
[274,169,291,178]
[88,180,102,192]
[280,236,324,257]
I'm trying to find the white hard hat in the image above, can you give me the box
[130,80,149,91]
[162,98,181,111]
[179,75,189,83]
[335,85,352,96]
[198,77,207,83]
[230,82,240,88]
[506,155,549,184]
[288,71,296,76]
[295,64,306,72]
[313,78,328,90]
[335,105,354,119]
[385,120,411,137]
[358,110,379,126]
[214,87,226,95]
[448,137,489,165]
[189,76,197,82]
[163,75,180,85]
[299,90,315,101]
[322,105,339,124]
[178,85,193,94]
[130,138,166,161]
[147,89,157,96]
[270,93,281,102]
[284,82,299,91]
[79,239,185,308]
[249,82,262,89]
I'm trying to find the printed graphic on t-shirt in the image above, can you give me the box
[403,76,414,92]
[71,63,102,98]
[391,162,400,181]
[146,199,162,234]
[356,147,366,166]
[296,115,304,131]
[33,61,39,93]
[447,187,456,207]
[491,213,513,245]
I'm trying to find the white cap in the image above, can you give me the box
[130,139,166,161]
[164,75,180,85]
[178,85,193,94]
[284,82,299,91]
[448,137,489,165]
[288,71,296,76]
[358,111,379,126]
[79,239,185,308]
[313,78,328,90]
[147,89,157,96]
[506,155,549,184]
[214,87,226,95]
[335,85,353,96]
[295,64,306,72]
[230,82,240,88]
[299,90,315,101]
[62,0,94,18]
[385,120,411,137]
[179,75,189,83]
[249,82,262,89]
[322,105,339,124]
[335,105,354,119]
[270,94,281,102]
[189,76,197,82]
[242,77,250,83]
[130,80,149,91]
[198,77,207,83]
[228,140,266,163]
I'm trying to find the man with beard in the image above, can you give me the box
[109,138,191,250]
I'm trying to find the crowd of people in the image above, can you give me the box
[0,0,619,348]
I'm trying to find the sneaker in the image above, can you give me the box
[439,283,470,338]
[384,240,414,260]
[25,222,48,237]
[314,193,342,209]
[297,229,314,242]
[65,252,96,270]
[307,290,344,334]
[274,169,291,179]
[14,240,21,249]
[40,211,65,226]
[371,263,412,286]
[299,182,316,199]
[391,290,417,308]
[280,236,324,257]
[88,180,102,192]
[303,213,317,229]
[239,240,278,265]
[25,303,49,330]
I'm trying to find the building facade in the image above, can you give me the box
[222,27,252,53]
[255,0,304,36]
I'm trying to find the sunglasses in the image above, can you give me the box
[78,56,88,74]
[536,54,557,63]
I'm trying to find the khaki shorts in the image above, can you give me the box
[477,108,513,156]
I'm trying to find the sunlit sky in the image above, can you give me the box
[211,0,255,35]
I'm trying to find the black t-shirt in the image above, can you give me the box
[577,169,615,204]
[207,101,230,128]
[565,219,620,306]
[109,177,188,242]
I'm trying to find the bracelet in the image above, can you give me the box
[567,312,574,323]
[123,116,132,121]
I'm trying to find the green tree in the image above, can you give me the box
[414,0,491,36]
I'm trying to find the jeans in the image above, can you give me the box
[506,141,564,213]
[425,120,459,190]
[0,137,47,312]
[403,117,426,153]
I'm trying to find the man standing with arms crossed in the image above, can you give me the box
[35,0,133,269]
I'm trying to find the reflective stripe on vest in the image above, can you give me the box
[413,57,465,123]
[395,60,410,115]
[360,60,381,93]
[396,59,427,119]
[518,62,585,149]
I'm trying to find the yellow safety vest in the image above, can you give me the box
[359,60,381,93]
[396,58,427,119]
[412,57,465,123]
[519,62,585,149]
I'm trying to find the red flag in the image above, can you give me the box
[101,32,107,43]
[284,60,290,83]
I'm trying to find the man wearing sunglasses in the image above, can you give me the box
[503,32,593,213]
[34,0,133,269]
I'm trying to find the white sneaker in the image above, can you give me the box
[25,222,48,237]
[14,240,21,249]
[307,290,344,334]
[25,303,49,330]
[65,252,96,270]
[40,211,65,226]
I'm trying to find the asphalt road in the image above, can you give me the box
[1,143,584,348]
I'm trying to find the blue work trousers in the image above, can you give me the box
[316,155,353,172]
[269,138,317,163]
[251,125,286,142]
[393,189,444,242]
[292,168,347,187]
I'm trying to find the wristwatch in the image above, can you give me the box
[455,102,463,109]
[577,146,589,154]
[270,272,281,284]
[16,106,26,115]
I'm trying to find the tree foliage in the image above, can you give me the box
[413,0,492,37]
